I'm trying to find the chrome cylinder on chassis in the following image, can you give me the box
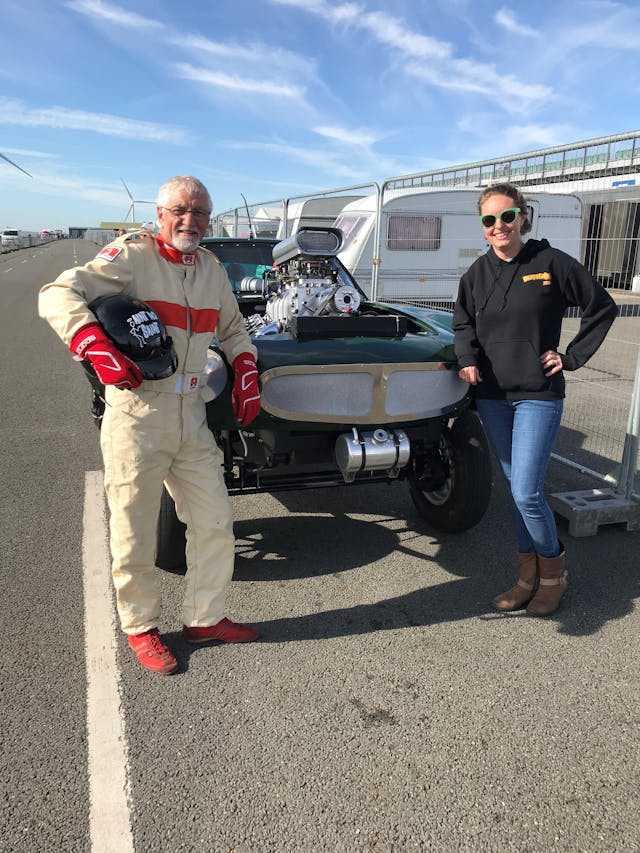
[334,427,411,483]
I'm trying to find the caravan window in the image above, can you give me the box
[334,214,367,247]
[386,215,441,251]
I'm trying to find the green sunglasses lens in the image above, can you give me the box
[480,207,520,228]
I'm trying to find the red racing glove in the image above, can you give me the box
[231,353,261,426]
[70,323,143,390]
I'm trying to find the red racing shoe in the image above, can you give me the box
[128,629,178,674]
[182,618,260,645]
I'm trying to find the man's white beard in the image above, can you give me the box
[173,233,199,253]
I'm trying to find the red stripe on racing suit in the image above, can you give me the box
[146,300,219,334]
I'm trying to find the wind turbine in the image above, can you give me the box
[1,152,32,177]
[121,178,154,222]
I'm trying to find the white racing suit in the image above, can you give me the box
[39,233,257,633]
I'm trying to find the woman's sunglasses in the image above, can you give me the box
[479,207,521,228]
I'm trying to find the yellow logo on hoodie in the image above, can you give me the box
[522,272,552,286]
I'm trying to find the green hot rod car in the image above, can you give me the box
[153,226,492,570]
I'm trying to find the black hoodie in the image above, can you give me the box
[453,239,617,400]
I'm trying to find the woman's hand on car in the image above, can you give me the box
[458,365,481,385]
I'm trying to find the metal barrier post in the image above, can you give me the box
[617,349,640,499]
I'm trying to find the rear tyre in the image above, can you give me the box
[408,409,492,533]
[155,487,187,572]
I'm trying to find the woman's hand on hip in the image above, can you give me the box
[540,350,563,377]
[458,365,481,385]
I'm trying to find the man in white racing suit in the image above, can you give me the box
[39,176,262,674]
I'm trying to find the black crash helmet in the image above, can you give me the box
[89,294,178,380]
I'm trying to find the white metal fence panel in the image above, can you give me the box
[555,311,640,496]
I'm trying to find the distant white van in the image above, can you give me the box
[1,228,29,250]
[334,188,583,302]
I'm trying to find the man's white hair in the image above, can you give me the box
[157,176,212,211]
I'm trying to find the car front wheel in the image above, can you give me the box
[408,409,492,533]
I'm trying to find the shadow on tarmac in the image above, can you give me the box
[161,430,638,675]
[228,470,639,643]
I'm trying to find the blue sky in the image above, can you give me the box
[1,0,639,230]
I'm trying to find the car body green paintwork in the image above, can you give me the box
[200,236,467,432]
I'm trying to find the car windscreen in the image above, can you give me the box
[202,241,276,290]
[333,214,367,251]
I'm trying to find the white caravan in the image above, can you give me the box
[334,188,583,302]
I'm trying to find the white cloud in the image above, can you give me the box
[168,34,259,60]
[455,115,579,160]
[313,125,382,147]
[0,167,129,208]
[66,0,163,30]
[358,9,452,60]
[270,0,546,105]
[169,34,316,79]
[547,3,640,51]
[68,3,315,109]
[0,98,190,144]
[271,0,339,15]
[273,0,451,59]
[202,166,322,197]
[32,174,128,206]
[494,9,538,37]
[173,64,306,100]
[224,139,373,181]
[224,135,431,185]
[1,146,58,159]
[496,123,577,154]
[408,58,551,109]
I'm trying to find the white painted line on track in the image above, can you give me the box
[83,471,134,853]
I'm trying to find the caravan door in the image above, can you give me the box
[525,199,541,236]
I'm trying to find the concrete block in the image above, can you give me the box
[549,488,640,537]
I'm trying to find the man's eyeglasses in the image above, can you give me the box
[160,206,211,222]
[479,207,521,229]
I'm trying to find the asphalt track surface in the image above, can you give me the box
[1,240,639,853]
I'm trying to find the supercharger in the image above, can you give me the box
[254,257,362,333]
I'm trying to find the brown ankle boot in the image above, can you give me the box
[492,552,539,611]
[526,549,567,616]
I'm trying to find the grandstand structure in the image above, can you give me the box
[386,130,640,194]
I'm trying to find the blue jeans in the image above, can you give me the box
[476,399,563,558]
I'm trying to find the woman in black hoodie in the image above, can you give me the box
[453,183,616,616]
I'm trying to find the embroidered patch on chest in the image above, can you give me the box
[522,272,552,286]
[182,254,196,266]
